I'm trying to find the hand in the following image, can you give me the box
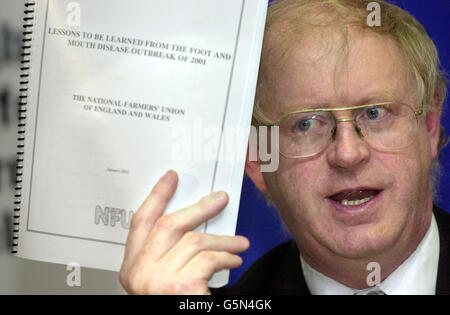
[119,170,250,294]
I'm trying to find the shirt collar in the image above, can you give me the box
[301,213,440,295]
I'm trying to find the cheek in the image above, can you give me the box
[273,160,321,198]
[374,151,421,198]
[400,132,433,190]
[372,141,431,221]
[263,159,325,224]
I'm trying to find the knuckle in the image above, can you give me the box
[197,195,223,214]
[165,280,184,294]
[130,212,147,230]
[184,231,203,247]
[129,269,165,294]
[197,195,212,209]
[151,184,172,203]
[219,251,233,263]
[141,283,154,295]
[142,278,161,294]
[125,270,143,293]
[190,279,210,294]
[155,214,176,231]
[143,277,182,295]
[164,278,207,295]
[199,251,216,263]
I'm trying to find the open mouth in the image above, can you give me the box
[328,189,381,207]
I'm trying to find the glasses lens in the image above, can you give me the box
[356,103,418,150]
[278,111,334,157]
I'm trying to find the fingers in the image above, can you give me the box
[162,232,250,271]
[179,251,244,281]
[119,170,248,295]
[123,170,178,266]
[142,191,229,261]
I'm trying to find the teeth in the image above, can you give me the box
[340,196,374,206]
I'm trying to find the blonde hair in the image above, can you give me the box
[254,0,447,150]
[253,0,448,204]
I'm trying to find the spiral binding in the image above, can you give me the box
[12,0,36,254]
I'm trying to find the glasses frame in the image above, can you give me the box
[264,101,424,159]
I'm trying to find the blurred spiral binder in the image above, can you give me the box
[12,0,35,254]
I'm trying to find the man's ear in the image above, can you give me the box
[245,147,268,192]
[426,89,443,161]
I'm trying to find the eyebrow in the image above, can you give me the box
[278,91,403,117]
[276,99,402,122]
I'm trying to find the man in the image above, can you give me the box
[119,0,449,294]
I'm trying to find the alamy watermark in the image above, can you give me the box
[366,261,381,287]
[170,119,279,172]
[66,2,81,27]
[66,262,81,287]
[367,2,381,27]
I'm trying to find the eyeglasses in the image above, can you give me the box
[260,102,423,159]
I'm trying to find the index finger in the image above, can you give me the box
[141,190,229,261]
[123,170,178,265]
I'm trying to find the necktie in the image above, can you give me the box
[354,287,386,295]
[366,289,386,295]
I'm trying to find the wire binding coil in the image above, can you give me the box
[12,0,36,254]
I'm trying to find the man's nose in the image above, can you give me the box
[326,121,370,169]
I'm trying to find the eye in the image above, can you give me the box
[295,117,322,132]
[297,119,315,131]
[281,112,332,136]
[365,106,386,120]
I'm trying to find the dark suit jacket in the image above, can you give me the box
[213,205,450,295]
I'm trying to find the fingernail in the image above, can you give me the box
[161,170,175,183]
[212,191,227,202]
[236,236,250,247]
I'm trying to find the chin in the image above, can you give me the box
[327,222,401,259]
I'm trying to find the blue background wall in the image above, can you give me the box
[229,0,450,286]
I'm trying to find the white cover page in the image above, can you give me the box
[15,0,267,287]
